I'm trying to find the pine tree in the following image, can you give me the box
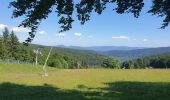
[2,27,11,58]
[9,31,21,60]
[3,27,10,44]
[0,37,8,59]
[19,45,34,62]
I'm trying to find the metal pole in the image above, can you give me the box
[35,53,38,66]
[35,48,40,66]
[43,47,53,76]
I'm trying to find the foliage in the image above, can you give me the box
[0,37,7,59]
[122,53,170,69]
[2,27,11,58]
[28,44,105,68]
[9,31,21,60]
[48,53,69,68]
[102,57,120,68]
[0,28,31,62]
[9,0,170,44]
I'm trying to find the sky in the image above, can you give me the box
[0,0,170,47]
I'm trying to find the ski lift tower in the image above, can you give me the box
[33,48,42,66]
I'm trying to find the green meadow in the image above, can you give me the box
[0,63,170,100]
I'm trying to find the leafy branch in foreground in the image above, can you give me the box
[9,0,170,44]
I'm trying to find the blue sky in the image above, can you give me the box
[0,0,170,47]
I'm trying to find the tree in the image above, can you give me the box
[9,0,170,44]
[102,57,120,69]
[10,31,21,60]
[48,59,62,68]
[19,46,34,62]
[63,56,78,69]
[122,53,170,69]
[3,27,10,44]
[2,27,11,57]
[136,58,144,68]
[122,60,134,69]
[0,37,8,59]
[1,28,34,62]
[48,53,68,68]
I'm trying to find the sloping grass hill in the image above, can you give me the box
[0,63,170,100]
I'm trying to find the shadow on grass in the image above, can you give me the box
[0,82,170,100]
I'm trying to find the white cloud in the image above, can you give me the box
[0,24,7,30]
[112,36,129,40]
[12,27,30,33]
[39,30,46,35]
[143,38,148,42]
[74,32,82,36]
[56,33,65,37]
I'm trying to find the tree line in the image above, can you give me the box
[122,54,170,69]
[0,28,34,62]
[101,53,170,69]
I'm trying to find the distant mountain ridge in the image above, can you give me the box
[56,45,146,52]
[55,45,170,61]
[102,47,170,61]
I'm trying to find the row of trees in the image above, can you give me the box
[48,53,86,69]
[122,54,170,69]
[0,28,33,62]
[33,47,103,69]
[102,53,170,69]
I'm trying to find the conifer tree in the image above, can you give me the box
[10,31,21,60]
[2,27,11,58]
[0,37,8,59]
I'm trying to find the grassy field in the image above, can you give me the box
[0,63,170,100]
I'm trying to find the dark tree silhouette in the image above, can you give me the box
[9,0,170,44]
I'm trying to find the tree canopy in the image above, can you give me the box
[102,57,120,68]
[121,53,170,69]
[9,0,170,44]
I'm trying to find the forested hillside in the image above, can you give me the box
[56,45,145,52]
[0,28,105,68]
[28,44,106,68]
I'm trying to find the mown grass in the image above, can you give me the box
[0,62,170,100]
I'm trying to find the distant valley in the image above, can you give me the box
[56,45,170,61]
[102,47,170,61]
